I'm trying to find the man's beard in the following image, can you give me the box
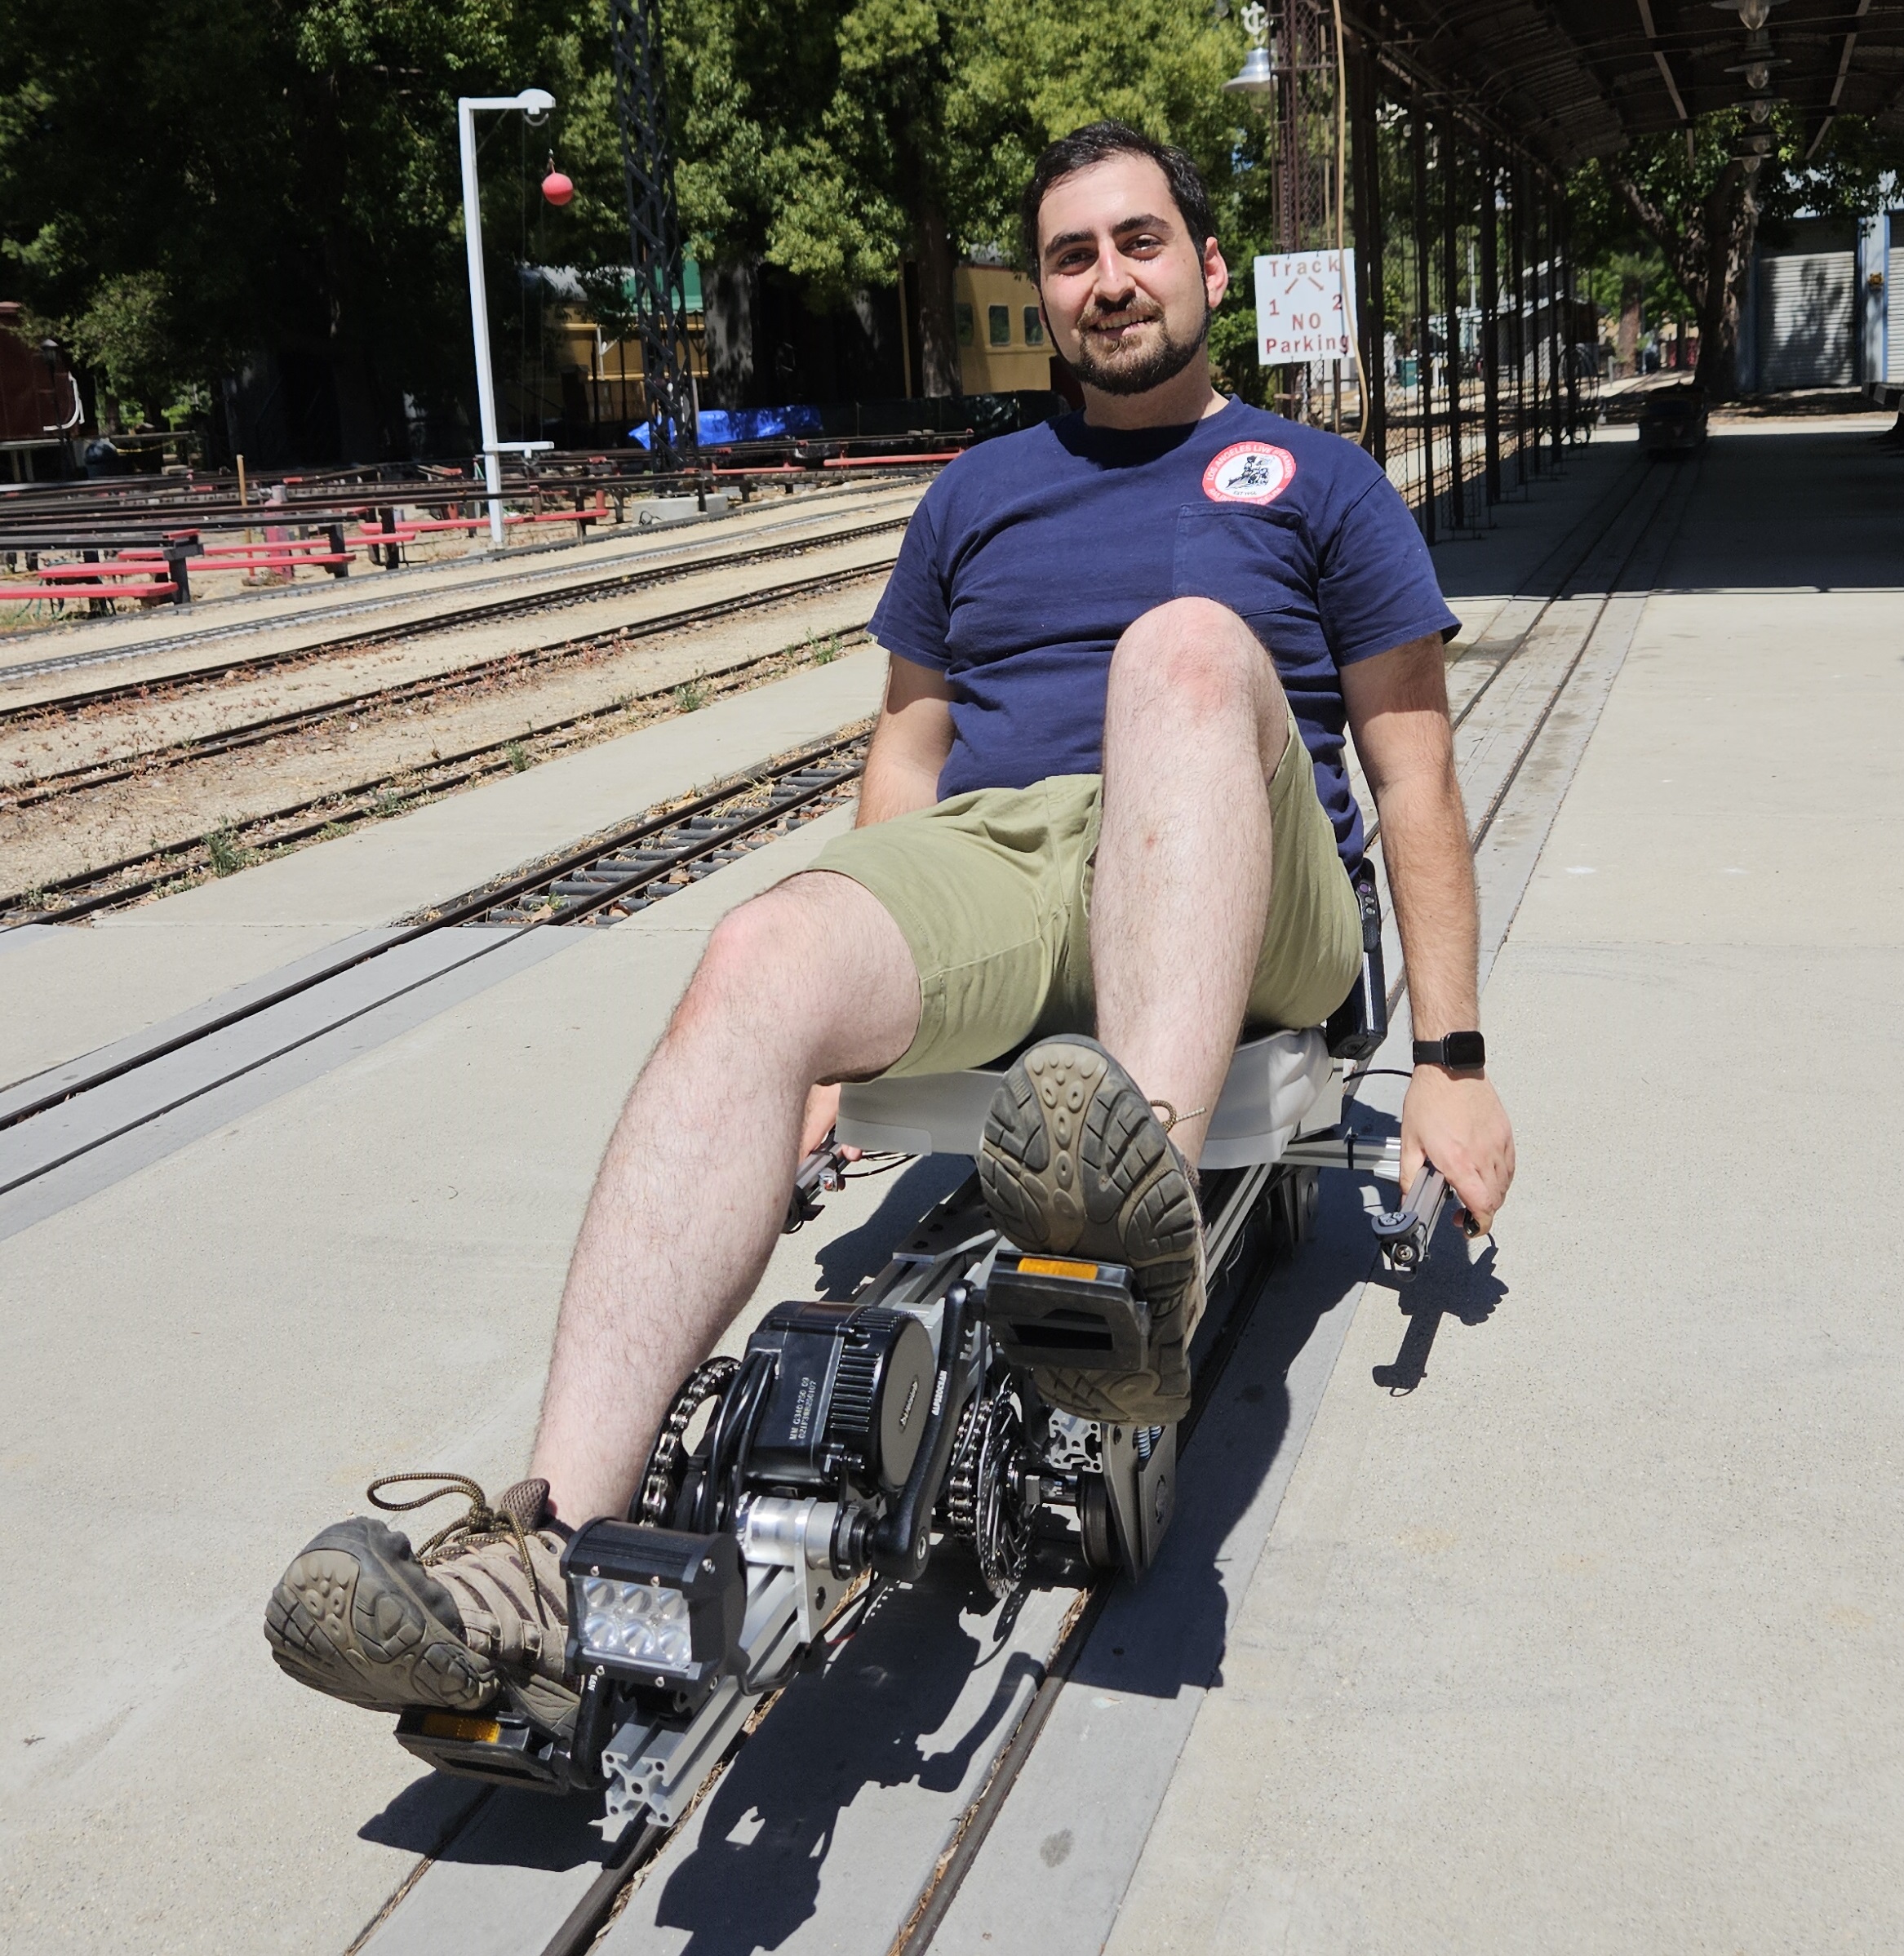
[1067,297,1211,397]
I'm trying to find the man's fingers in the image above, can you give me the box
[1448,1160,1506,1236]
[799,1081,843,1158]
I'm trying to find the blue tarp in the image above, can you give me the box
[628,404,826,447]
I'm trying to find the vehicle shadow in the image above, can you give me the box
[810,1153,972,1299]
[647,1561,1041,1954]
[1065,1189,1351,1704]
[359,1769,606,1871]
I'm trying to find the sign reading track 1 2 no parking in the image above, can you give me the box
[1254,250,1357,364]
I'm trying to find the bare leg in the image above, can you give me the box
[529,871,919,1524]
[1091,597,1289,1168]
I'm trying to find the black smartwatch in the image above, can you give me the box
[1414,1031,1486,1072]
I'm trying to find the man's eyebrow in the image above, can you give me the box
[1041,213,1176,262]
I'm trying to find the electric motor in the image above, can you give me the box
[742,1301,935,1497]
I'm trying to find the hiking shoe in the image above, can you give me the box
[264,1474,578,1728]
[978,1036,1205,1424]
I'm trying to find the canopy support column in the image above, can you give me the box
[1411,87,1435,545]
[1440,115,1466,530]
[1481,141,1502,504]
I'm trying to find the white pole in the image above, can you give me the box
[458,91,553,549]
[459,98,506,548]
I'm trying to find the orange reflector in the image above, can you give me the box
[420,1712,502,1745]
[1017,1256,1100,1281]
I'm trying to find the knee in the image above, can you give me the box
[683,888,807,1025]
[1109,597,1280,721]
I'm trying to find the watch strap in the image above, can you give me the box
[1414,1031,1486,1071]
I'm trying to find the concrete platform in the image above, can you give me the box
[0,805,905,1955]
[1085,427,1904,1952]
[4,417,1899,1956]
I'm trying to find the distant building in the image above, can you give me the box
[952,264,1054,395]
[0,303,85,480]
[1735,214,1902,392]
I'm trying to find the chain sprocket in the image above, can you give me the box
[636,1355,739,1525]
[943,1372,1032,1597]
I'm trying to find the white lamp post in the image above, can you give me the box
[459,88,557,548]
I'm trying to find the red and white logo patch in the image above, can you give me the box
[1201,441,1297,506]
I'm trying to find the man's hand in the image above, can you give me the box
[1399,1066,1515,1235]
[798,1081,862,1162]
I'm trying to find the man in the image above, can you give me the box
[265,122,1514,1726]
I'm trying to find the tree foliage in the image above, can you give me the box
[0,0,621,452]
[0,0,1298,447]
[661,0,1254,390]
[1569,109,1904,397]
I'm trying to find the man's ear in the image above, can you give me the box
[1203,237,1231,310]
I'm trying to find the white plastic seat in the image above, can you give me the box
[836,1027,1338,1170]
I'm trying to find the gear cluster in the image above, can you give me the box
[943,1372,1033,1597]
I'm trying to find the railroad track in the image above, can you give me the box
[0,504,916,720]
[0,504,912,712]
[495,448,1706,1956]
[0,624,875,923]
[0,543,894,816]
[0,729,870,1155]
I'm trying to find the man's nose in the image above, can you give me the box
[1089,257,1138,311]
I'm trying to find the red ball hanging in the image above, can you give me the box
[541,170,575,207]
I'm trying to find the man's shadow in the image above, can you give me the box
[1372,1237,1507,1393]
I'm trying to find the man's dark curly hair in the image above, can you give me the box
[1018,121,1218,285]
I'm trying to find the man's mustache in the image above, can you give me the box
[1079,302,1164,330]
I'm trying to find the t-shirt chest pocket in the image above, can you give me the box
[1171,504,1308,620]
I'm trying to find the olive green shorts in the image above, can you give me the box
[807,712,1363,1079]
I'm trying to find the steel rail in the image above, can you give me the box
[0,612,875,924]
[0,456,1650,912]
[1,548,891,809]
[0,731,869,1161]
[0,520,903,735]
[1359,446,1673,864]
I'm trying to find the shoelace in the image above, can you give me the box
[366,1472,550,1631]
[1148,1099,1206,1133]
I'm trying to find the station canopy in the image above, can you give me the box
[1364,0,1904,169]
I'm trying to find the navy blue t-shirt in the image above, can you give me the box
[868,396,1459,868]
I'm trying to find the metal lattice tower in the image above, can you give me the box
[1272,0,1333,251]
[610,0,697,463]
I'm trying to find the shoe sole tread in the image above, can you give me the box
[979,1037,1203,1423]
[264,1519,497,1713]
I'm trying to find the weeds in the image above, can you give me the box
[506,740,530,773]
[206,825,251,877]
[813,634,840,665]
[673,679,707,713]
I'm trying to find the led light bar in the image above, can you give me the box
[561,1521,746,1689]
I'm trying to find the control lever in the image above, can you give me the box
[783,1133,847,1233]
[1373,1164,1450,1280]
